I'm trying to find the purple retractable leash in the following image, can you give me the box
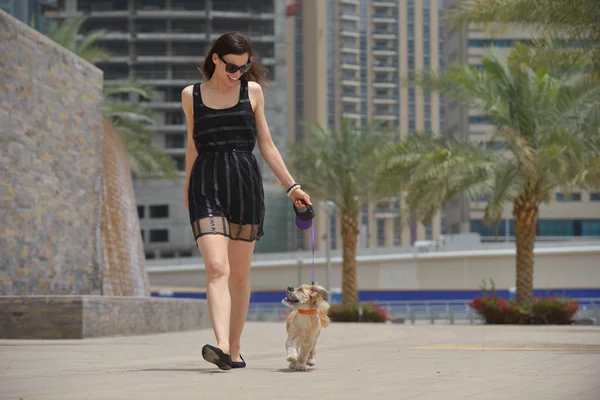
[293,200,316,284]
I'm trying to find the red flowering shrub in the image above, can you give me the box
[329,301,391,323]
[469,281,579,325]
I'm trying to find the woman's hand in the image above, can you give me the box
[290,188,312,209]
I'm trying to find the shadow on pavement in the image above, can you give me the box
[139,368,228,374]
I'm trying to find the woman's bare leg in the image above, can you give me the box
[227,238,255,362]
[197,234,231,354]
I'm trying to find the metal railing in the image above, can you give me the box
[246,298,600,325]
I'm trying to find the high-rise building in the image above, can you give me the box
[443,0,600,239]
[2,0,57,32]
[287,0,444,251]
[49,0,294,258]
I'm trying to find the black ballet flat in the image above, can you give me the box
[232,354,246,369]
[201,344,233,370]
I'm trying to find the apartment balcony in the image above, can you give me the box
[373,64,396,72]
[373,98,397,105]
[147,102,181,110]
[342,112,362,120]
[136,10,207,19]
[154,124,186,133]
[100,56,130,63]
[341,46,361,54]
[139,79,190,86]
[341,0,359,4]
[341,79,361,87]
[372,111,397,121]
[342,96,361,103]
[341,62,361,71]
[210,10,275,20]
[373,206,400,218]
[53,10,130,19]
[372,14,395,23]
[373,80,396,88]
[78,33,131,41]
[372,47,396,56]
[372,31,396,40]
[209,33,275,42]
[136,33,209,41]
[371,1,396,7]
[341,13,360,22]
[135,55,199,63]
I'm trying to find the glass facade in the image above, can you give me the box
[470,219,600,237]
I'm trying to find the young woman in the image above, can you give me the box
[181,31,311,370]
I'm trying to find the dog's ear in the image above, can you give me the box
[311,284,329,299]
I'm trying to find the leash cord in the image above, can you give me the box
[311,222,315,285]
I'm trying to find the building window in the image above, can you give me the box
[149,229,169,243]
[582,221,600,236]
[150,205,169,218]
[590,193,600,201]
[537,220,573,236]
[468,115,491,124]
[165,133,185,149]
[470,219,514,237]
[141,230,145,242]
[555,192,581,201]
[137,205,144,218]
[171,154,185,171]
[377,219,385,247]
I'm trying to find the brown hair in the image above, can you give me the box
[198,31,269,86]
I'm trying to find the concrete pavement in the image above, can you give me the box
[1,322,599,400]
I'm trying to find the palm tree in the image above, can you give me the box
[45,16,179,181]
[289,119,396,307]
[445,0,600,80]
[372,47,600,305]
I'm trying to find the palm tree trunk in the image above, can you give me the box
[340,211,359,307]
[512,196,540,305]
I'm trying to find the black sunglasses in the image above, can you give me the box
[218,54,252,74]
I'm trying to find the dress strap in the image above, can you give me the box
[239,79,251,106]
[192,82,203,114]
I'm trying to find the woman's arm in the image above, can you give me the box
[181,85,198,210]
[251,81,311,206]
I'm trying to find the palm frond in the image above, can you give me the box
[102,99,157,125]
[372,135,498,224]
[288,118,395,214]
[444,0,600,80]
[112,119,180,181]
[104,79,156,100]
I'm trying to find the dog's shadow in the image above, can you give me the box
[272,367,315,373]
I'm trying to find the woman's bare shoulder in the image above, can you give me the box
[181,84,194,99]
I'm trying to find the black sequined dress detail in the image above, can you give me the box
[188,79,265,243]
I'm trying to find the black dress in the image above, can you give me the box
[188,79,265,243]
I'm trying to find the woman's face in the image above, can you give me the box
[212,52,251,86]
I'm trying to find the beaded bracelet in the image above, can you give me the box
[287,183,301,197]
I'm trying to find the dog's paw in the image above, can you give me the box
[288,361,297,370]
[293,363,308,371]
[286,349,298,362]
[307,358,316,366]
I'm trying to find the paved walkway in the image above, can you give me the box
[1,322,599,400]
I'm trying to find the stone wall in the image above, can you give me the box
[0,10,104,295]
[0,10,152,297]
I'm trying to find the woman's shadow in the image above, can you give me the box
[139,367,229,374]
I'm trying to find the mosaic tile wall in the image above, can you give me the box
[0,10,104,295]
[0,12,150,300]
